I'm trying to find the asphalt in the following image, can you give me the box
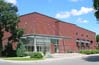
[0,53,99,65]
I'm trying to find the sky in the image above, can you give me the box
[4,0,99,34]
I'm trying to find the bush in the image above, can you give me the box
[96,47,99,50]
[3,43,16,57]
[2,49,16,57]
[1,50,6,57]
[24,52,33,56]
[16,41,26,57]
[80,50,99,55]
[30,52,43,59]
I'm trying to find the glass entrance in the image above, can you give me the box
[36,37,51,53]
[36,44,50,53]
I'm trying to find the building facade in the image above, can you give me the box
[18,12,96,53]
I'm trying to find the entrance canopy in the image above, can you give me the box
[20,34,70,53]
[21,34,70,40]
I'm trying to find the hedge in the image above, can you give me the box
[30,52,43,59]
[79,50,99,55]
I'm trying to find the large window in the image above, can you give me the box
[20,35,65,53]
[25,46,34,51]
[21,36,51,53]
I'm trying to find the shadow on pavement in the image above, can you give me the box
[83,55,99,62]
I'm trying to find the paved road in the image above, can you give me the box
[1,55,99,65]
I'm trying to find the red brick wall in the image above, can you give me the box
[2,32,11,49]
[73,25,96,50]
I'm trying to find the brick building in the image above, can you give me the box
[18,12,96,53]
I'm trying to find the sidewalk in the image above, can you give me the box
[0,53,89,63]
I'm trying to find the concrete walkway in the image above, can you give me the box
[0,53,88,63]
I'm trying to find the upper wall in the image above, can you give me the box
[18,12,96,40]
[19,12,58,35]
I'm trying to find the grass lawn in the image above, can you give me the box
[2,57,44,61]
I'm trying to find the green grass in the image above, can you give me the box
[2,57,43,61]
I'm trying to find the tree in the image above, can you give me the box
[96,35,99,42]
[0,0,23,56]
[93,0,99,21]
[96,35,99,49]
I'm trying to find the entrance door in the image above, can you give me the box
[54,44,59,53]
[36,44,50,53]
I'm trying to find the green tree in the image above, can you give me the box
[96,35,99,50]
[93,0,99,21]
[0,0,23,56]
[96,35,99,42]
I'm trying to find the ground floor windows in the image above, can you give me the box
[36,44,50,53]
[25,44,50,53]
[25,46,34,52]
[86,43,90,48]
[20,35,65,53]
[20,34,94,53]
[76,42,91,50]
[76,39,92,50]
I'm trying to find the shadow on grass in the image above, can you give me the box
[83,55,99,62]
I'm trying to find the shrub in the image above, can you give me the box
[24,52,33,56]
[80,50,99,55]
[30,52,43,59]
[16,41,26,57]
[96,47,99,50]
[3,43,16,57]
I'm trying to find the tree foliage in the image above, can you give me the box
[93,0,99,21]
[0,0,23,56]
[96,34,99,42]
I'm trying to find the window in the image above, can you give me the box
[76,42,79,47]
[81,34,84,36]
[86,43,90,48]
[86,35,88,37]
[81,43,84,47]
[51,39,59,44]
[77,38,79,40]
[76,32,78,35]
[25,46,34,51]
[90,40,93,44]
